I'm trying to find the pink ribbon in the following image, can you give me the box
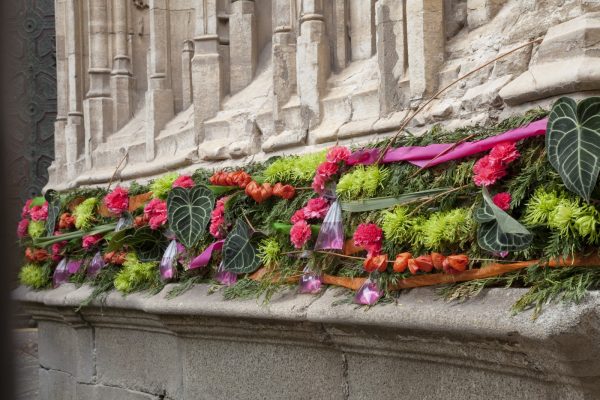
[347,118,548,168]
[189,240,224,270]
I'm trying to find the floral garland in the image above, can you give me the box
[15,98,600,314]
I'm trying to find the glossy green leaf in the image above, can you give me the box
[547,97,600,202]
[340,188,450,212]
[167,186,215,248]
[474,187,532,252]
[222,219,261,274]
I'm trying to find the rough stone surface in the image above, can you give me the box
[13,284,600,399]
[44,1,600,190]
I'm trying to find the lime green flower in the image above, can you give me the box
[19,264,50,289]
[73,197,98,230]
[114,253,158,294]
[381,206,413,245]
[27,220,46,238]
[150,172,179,199]
[337,165,389,200]
[263,151,326,185]
[522,188,562,226]
[258,237,282,267]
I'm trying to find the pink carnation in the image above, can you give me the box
[326,146,351,163]
[172,175,195,189]
[489,142,520,165]
[311,174,326,194]
[473,155,506,187]
[104,186,129,215]
[144,199,168,230]
[51,240,67,262]
[353,223,383,257]
[209,197,228,239]
[82,234,103,250]
[316,161,339,178]
[30,202,48,222]
[493,192,512,211]
[17,219,29,239]
[21,199,32,218]
[290,209,306,224]
[304,198,329,220]
[290,220,312,249]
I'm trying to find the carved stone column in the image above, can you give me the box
[181,40,194,110]
[192,0,223,144]
[332,0,349,71]
[111,0,134,131]
[406,0,444,102]
[296,0,330,130]
[376,0,409,114]
[54,0,68,169]
[83,0,113,169]
[229,0,257,94]
[272,0,297,132]
[145,0,175,161]
[65,0,84,179]
[348,0,376,60]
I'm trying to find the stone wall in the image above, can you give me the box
[47,0,600,190]
[14,284,600,399]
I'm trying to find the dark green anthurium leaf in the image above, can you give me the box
[474,187,532,253]
[547,97,600,202]
[167,186,215,248]
[106,226,167,261]
[223,219,261,274]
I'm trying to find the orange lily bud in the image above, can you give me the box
[363,254,388,273]
[414,255,434,272]
[431,252,445,271]
[443,254,469,274]
[393,252,411,273]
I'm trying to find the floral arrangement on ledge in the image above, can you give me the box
[16,97,600,318]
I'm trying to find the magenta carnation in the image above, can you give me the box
[104,186,129,215]
[489,142,520,165]
[17,219,29,239]
[290,209,306,224]
[21,199,33,218]
[51,239,67,262]
[493,192,512,211]
[473,155,506,187]
[353,223,383,257]
[172,175,195,189]
[144,199,168,230]
[326,146,351,163]
[209,197,228,239]
[82,234,103,250]
[316,161,339,178]
[290,220,312,249]
[304,197,329,220]
[30,202,48,222]
[311,174,326,194]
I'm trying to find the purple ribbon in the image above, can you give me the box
[347,118,548,168]
[189,240,225,270]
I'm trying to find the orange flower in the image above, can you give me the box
[363,254,389,273]
[133,214,149,228]
[245,181,273,203]
[443,254,469,274]
[25,247,49,262]
[393,252,411,273]
[273,183,296,200]
[58,213,76,230]
[431,252,445,271]
[408,255,434,274]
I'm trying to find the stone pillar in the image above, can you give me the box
[332,0,349,71]
[229,0,257,94]
[181,40,194,110]
[272,0,297,132]
[83,0,113,169]
[54,0,68,168]
[376,0,408,114]
[192,0,223,144]
[111,0,134,131]
[65,0,84,179]
[296,0,330,129]
[406,0,444,101]
[146,0,175,161]
[348,0,376,60]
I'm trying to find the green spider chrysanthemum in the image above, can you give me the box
[73,197,99,230]
[114,253,159,294]
[150,172,179,199]
[258,237,282,267]
[19,264,50,289]
[522,188,562,226]
[337,165,389,200]
[420,208,474,250]
[380,206,413,245]
[263,151,326,185]
[27,220,46,238]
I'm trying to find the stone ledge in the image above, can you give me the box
[14,285,600,399]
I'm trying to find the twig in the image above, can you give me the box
[375,38,543,164]
[107,150,129,191]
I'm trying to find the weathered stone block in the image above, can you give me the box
[39,368,75,400]
[75,383,160,400]
[467,0,505,29]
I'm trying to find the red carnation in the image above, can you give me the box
[353,223,383,257]
[493,192,512,211]
[290,209,306,224]
[82,234,103,251]
[209,197,228,239]
[326,146,351,163]
[489,142,520,165]
[311,174,326,194]
[30,202,48,222]
[473,155,506,187]
[172,175,195,189]
[17,219,29,239]
[290,220,312,249]
[316,161,339,178]
[104,186,129,215]
[21,199,33,218]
